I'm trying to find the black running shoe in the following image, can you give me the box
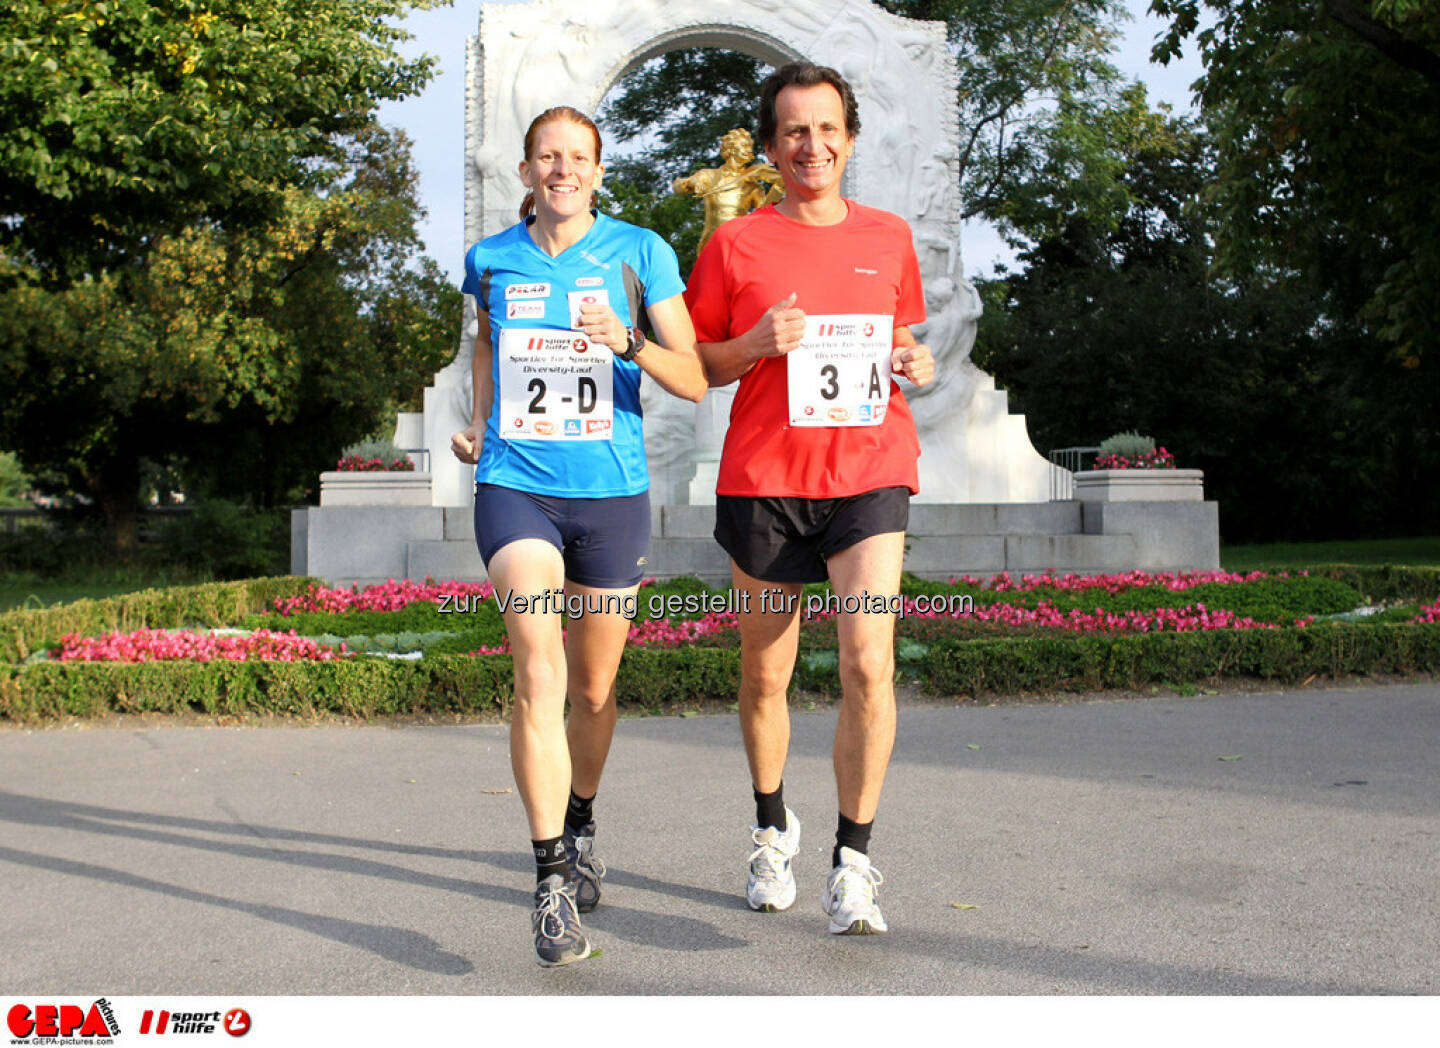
[562,820,607,913]
[531,875,591,968]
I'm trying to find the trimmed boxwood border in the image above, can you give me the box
[0,576,324,663]
[915,622,1440,698]
[4,622,1437,722]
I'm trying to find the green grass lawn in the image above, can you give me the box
[1220,536,1440,571]
[0,569,208,612]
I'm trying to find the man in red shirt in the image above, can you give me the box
[686,61,935,934]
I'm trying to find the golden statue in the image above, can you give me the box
[672,129,785,252]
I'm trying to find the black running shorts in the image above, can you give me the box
[713,486,910,584]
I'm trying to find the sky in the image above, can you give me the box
[375,0,1207,284]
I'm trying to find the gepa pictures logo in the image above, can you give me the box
[7,999,120,1041]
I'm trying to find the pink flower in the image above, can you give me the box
[54,628,349,664]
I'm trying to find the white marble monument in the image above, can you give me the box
[413,0,1059,510]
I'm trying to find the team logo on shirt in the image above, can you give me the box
[505,282,551,299]
[507,300,545,319]
[575,276,604,287]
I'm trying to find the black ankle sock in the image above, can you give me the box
[532,836,568,884]
[565,790,595,833]
[754,782,786,831]
[833,813,873,866]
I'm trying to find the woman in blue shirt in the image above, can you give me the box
[451,106,705,967]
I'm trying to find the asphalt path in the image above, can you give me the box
[2,683,1437,995]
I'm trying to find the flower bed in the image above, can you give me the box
[54,628,346,663]
[4,569,1439,720]
[335,455,415,472]
[1094,447,1177,469]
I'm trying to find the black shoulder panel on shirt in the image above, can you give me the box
[621,261,649,335]
[478,266,493,312]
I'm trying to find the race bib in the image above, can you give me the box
[786,314,892,427]
[498,328,614,441]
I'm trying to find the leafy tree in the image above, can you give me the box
[1148,0,1440,360]
[0,0,450,548]
[878,0,1134,244]
[976,107,1439,542]
[597,49,770,274]
[0,451,32,508]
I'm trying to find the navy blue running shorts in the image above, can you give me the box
[473,483,651,589]
[713,486,910,584]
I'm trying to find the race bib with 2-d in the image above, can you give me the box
[786,314,892,427]
[498,328,614,441]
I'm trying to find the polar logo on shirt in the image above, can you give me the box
[507,301,545,320]
[505,282,551,299]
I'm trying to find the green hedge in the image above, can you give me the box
[0,655,513,720]
[918,622,1440,698]
[0,576,322,663]
[6,622,1437,722]
[0,648,741,722]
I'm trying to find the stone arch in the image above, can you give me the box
[464,0,962,245]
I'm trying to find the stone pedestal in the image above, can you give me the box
[1074,469,1205,502]
[319,472,432,507]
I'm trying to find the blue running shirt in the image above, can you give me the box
[461,213,685,498]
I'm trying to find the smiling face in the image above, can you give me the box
[519,117,604,221]
[764,82,854,203]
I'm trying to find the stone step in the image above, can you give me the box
[293,500,1219,587]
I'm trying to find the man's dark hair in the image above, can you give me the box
[758,62,861,146]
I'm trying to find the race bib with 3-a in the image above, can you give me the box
[786,314,892,427]
[497,328,614,441]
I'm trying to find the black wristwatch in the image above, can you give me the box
[618,326,645,362]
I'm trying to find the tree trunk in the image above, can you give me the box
[87,448,143,555]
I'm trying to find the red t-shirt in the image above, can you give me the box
[685,201,926,498]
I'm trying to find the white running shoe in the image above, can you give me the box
[746,807,800,912]
[821,846,888,934]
